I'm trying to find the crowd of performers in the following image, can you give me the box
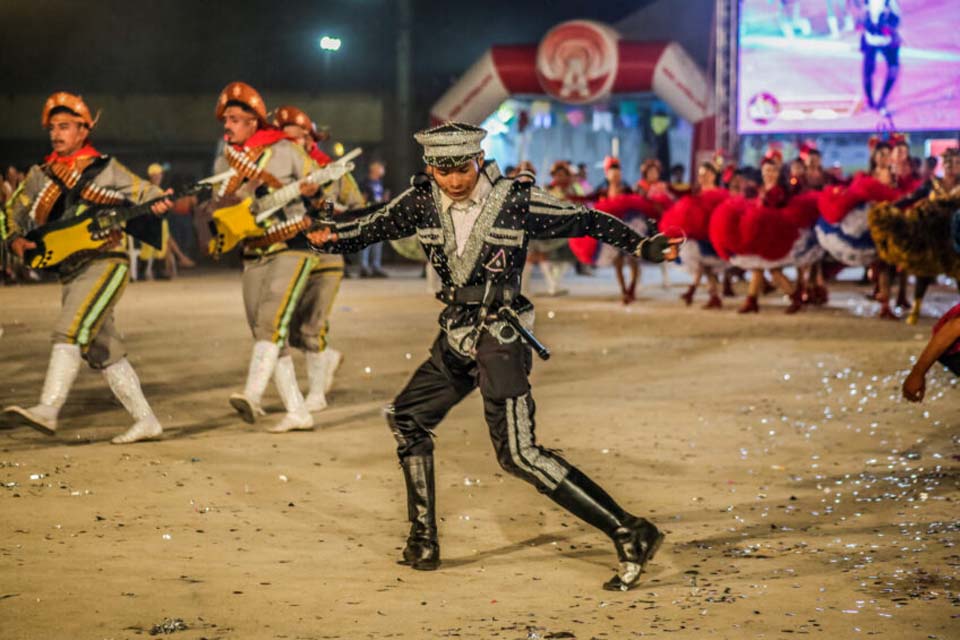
[1,86,360,445]
[1,87,687,591]
[0,80,957,591]
[533,137,960,324]
[1,80,957,595]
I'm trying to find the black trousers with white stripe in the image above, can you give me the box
[387,331,570,494]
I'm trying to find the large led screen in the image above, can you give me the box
[738,0,960,134]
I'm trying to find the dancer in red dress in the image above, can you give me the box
[660,162,730,309]
[815,140,902,318]
[710,158,822,314]
[589,157,647,305]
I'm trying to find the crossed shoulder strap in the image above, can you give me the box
[32,155,112,225]
[219,144,283,197]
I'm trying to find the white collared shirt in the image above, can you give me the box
[439,175,493,256]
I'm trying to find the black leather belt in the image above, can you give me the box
[437,284,518,306]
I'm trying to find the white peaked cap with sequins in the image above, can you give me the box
[413,122,487,168]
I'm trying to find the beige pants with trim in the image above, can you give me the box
[288,264,344,354]
[241,251,316,350]
[53,257,129,369]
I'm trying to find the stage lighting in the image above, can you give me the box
[319,36,342,52]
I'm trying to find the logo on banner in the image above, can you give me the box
[747,92,781,126]
[535,20,619,105]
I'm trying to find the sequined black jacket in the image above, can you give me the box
[311,161,650,345]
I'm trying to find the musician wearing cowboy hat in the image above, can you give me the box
[203,82,329,434]
[3,92,173,444]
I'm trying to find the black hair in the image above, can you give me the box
[225,100,258,116]
[869,141,892,172]
[698,161,719,177]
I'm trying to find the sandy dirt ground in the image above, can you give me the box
[1,266,958,639]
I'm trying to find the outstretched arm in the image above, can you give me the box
[524,187,679,262]
[903,317,960,402]
[306,186,419,253]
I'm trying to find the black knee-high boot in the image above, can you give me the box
[398,454,440,570]
[549,467,664,591]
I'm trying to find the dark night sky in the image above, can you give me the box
[0,1,660,175]
[1,0,653,104]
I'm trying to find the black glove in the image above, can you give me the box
[636,234,671,263]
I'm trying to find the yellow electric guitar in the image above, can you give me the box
[209,147,361,257]
[23,183,211,270]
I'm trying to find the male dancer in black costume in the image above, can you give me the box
[861,0,902,115]
[307,122,679,591]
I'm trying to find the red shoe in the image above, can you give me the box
[703,294,722,310]
[877,297,897,320]
[802,284,824,305]
[680,285,695,306]
[785,288,804,314]
[812,284,829,306]
[738,295,759,314]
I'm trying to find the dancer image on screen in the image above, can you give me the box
[306,122,680,591]
[860,0,902,116]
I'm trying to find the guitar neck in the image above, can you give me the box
[86,197,159,232]
[254,180,305,217]
[252,147,362,221]
[111,198,159,225]
[92,184,207,229]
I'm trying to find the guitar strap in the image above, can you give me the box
[78,181,127,207]
[39,156,114,224]
[26,178,63,227]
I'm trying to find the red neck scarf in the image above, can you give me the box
[45,143,100,167]
[228,127,289,151]
[308,143,331,167]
